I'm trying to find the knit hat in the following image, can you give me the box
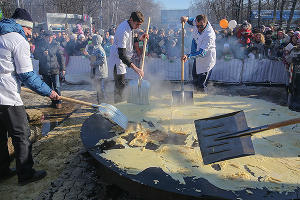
[11,8,33,29]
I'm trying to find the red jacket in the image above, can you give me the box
[237,28,252,45]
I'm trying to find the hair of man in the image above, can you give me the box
[196,14,207,24]
[130,11,144,23]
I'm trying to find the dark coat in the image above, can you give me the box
[34,40,65,75]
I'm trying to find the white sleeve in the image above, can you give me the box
[13,37,33,74]
[116,28,129,49]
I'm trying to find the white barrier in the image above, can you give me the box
[242,59,288,84]
[109,57,191,81]
[210,59,243,83]
[65,56,91,84]
[144,57,191,81]
[51,56,288,84]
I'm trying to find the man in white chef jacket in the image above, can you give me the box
[0,8,60,185]
[109,11,148,103]
[181,15,216,92]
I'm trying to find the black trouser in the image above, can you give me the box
[96,78,107,104]
[90,66,96,79]
[113,65,126,103]
[42,74,62,105]
[0,105,34,180]
[192,60,212,92]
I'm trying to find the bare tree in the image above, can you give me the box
[272,0,278,23]
[17,0,161,30]
[287,0,298,28]
[248,0,252,23]
[0,0,17,18]
[279,0,286,27]
[239,0,244,23]
[258,0,262,26]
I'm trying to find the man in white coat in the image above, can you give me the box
[0,8,60,186]
[181,15,216,92]
[109,11,147,103]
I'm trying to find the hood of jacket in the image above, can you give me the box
[92,34,103,48]
[0,18,27,39]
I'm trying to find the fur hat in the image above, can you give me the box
[11,8,33,29]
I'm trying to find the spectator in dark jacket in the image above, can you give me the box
[74,34,88,56]
[34,31,65,109]
[65,34,76,56]
[103,31,110,45]
[148,27,159,57]
[273,28,287,58]
[264,30,274,58]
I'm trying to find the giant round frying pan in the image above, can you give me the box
[80,113,300,200]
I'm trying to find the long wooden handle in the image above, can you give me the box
[267,117,300,130]
[140,17,151,71]
[217,117,300,140]
[59,96,94,106]
[237,117,300,138]
[181,22,185,82]
[22,87,94,107]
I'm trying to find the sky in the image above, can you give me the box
[154,0,192,10]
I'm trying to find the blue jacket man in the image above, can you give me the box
[0,8,60,186]
[182,15,216,92]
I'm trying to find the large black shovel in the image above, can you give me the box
[172,22,193,105]
[194,110,300,165]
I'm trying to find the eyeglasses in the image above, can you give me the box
[136,22,142,27]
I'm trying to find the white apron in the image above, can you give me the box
[192,21,216,74]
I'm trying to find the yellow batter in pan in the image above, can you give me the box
[98,94,300,192]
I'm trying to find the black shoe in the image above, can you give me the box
[18,170,47,186]
[50,102,56,108]
[55,103,62,109]
[0,168,17,180]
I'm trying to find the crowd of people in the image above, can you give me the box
[28,20,300,69]
[215,21,300,65]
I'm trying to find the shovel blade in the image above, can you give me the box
[128,79,150,105]
[172,90,194,105]
[194,111,255,165]
[97,103,128,130]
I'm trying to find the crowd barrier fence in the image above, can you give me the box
[32,56,288,85]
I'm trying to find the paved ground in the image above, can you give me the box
[0,81,288,200]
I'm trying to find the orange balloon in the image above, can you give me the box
[219,19,229,29]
